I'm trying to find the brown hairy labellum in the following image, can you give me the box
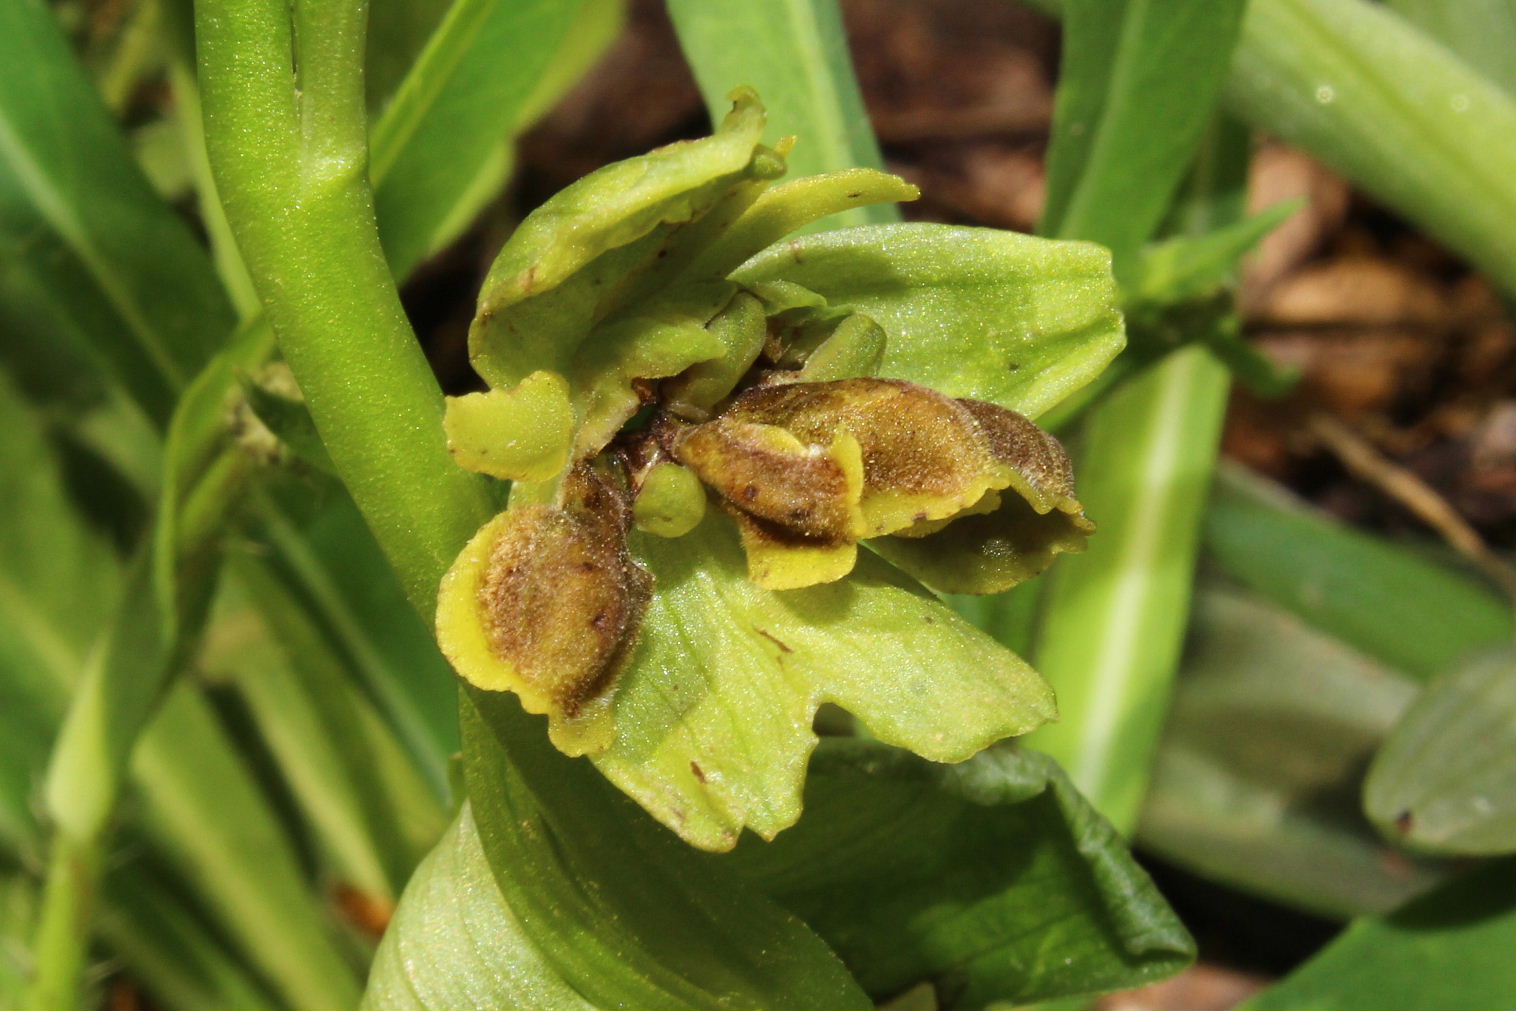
[437,466,650,754]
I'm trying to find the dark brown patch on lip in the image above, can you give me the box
[1395,809,1415,834]
[476,466,651,717]
[690,761,706,783]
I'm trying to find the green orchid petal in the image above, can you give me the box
[662,290,768,422]
[788,312,886,383]
[586,512,1056,850]
[689,168,921,280]
[733,223,1125,418]
[567,314,726,456]
[435,468,650,756]
[442,370,573,482]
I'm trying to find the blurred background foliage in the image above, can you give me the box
[0,0,1512,1009]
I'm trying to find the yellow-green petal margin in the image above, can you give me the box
[443,370,573,482]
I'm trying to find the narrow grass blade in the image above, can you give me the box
[0,0,233,426]
[1030,347,1231,831]
[1041,0,1248,275]
[1025,0,1249,830]
[1206,463,1514,682]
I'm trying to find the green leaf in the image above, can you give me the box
[1365,648,1516,856]
[667,0,892,228]
[213,558,448,901]
[362,805,599,1011]
[733,222,1125,419]
[97,867,284,1011]
[1225,0,1516,291]
[363,0,452,111]
[1132,201,1298,306]
[589,512,1054,850]
[371,0,624,277]
[0,0,233,427]
[727,740,1195,1007]
[131,686,364,1011]
[1136,578,1448,919]
[460,690,872,1010]
[1386,0,1516,96]
[0,376,357,1009]
[1041,0,1249,274]
[1029,346,1231,831]
[264,494,463,781]
[1242,860,1516,1011]
[1206,465,1515,682]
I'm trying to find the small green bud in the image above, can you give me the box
[632,461,707,538]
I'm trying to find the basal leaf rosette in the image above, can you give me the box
[436,91,1125,849]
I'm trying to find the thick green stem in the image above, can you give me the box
[197,0,492,612]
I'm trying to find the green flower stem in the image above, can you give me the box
[1028,346,1230,832]
[25,836,99,1011]
[196,0,493,612]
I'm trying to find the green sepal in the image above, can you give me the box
[469,87,771,387]
[734,223,1125,418]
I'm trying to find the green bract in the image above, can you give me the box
[437,90,1125,849]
